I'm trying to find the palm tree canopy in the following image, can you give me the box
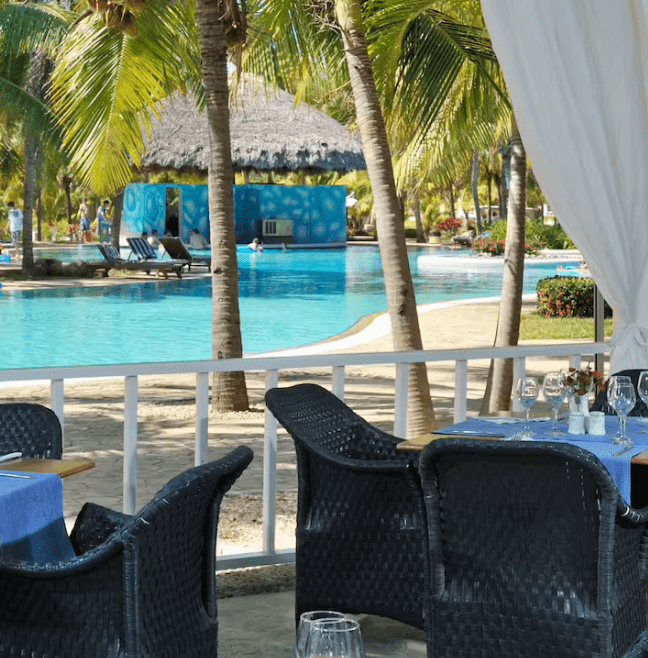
[0,2,68,144]
[50,0,201,194]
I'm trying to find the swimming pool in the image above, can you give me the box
[0,246,578,369]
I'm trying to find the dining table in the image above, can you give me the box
[0,470,76,562]
[399,415,648,508]
[0,458,94,562]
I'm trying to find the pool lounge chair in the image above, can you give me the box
[99,243,186,279]
[160,236,211,271]
[127,236,189,268]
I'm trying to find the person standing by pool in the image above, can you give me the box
[97,199,111,242]
[78,199,92,243]
[5,200,23,255]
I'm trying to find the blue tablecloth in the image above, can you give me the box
[446,416,648,506]
[0,471,75,562]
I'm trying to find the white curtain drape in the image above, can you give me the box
[480,0,648,372]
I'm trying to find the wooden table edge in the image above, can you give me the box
[0,458,95,477]
[398,437,648,464]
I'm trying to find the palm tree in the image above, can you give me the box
[334,0,435,435]
[480,121,527,413]
[50,0,249,410]
[0,1,67,273]
[194,0,249,411]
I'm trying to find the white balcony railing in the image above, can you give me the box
[0,340,610,570]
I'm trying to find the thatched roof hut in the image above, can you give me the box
[140,80,366,175]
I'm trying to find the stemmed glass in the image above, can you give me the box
[296,611,348,658]
[515,376,539,439]
[542,372,566,436]
[637,371,648,432]
[607,375,636,446]
[304,618,365,658]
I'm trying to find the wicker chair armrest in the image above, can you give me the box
[70,502,132,555]
[0,536,125,579]
[617,499,648,525]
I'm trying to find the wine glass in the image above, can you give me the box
[296,611,348,658]
[560,368,576,410]
[607,375,636,446]
[637,371,648,432]
[515,376,539,439]
[542,372,566,436]
[304,618,365,658]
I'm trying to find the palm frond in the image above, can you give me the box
[51,0,197,194]
[0,76,63,144]
[0,3,69,60]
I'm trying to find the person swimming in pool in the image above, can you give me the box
[248,237,263,252]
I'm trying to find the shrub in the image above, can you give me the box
[472,237,540,256]
[437,217,463,234]
[404,228,418,239]
[536,276,612,318]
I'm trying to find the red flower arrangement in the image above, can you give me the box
[563,366,605,401]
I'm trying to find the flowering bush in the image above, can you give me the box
[472,238,540,256]
[536,276,612,318]
[436,217,463,234]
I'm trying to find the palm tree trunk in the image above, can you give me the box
[22,132,37,274]
[480,124,527,413]
[413,196,426,243]
[448,183,456,219]
[62,175,73,224]
[195,0,249,412]
[111,189,123,249]
[335,0,435,436]
[471,150,482,233]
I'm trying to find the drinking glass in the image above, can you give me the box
[607,375,636,446]
[515,376,539,439]
[542,372,566,436]
[296,611,348,658]
[304,618,365,658]
[637,371,648,432]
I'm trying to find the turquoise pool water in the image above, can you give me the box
[0,246,577,369]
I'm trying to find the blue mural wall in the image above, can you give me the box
[122,183,347,245]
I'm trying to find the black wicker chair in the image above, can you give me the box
[0,446,253,658]
[0,402,62,458]
[590,368,648,416]
[265,383,427,629]
[419,439,648,658]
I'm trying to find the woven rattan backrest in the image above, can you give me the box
[0,403,62,458]
[420,440,618,615]
[265,384,406,462]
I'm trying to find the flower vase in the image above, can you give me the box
[579,395,590,430]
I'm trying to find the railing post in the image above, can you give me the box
[512,357,526,413]
[263,369,279,556]
[394,362,409,438]
[331,366,345,401]
[50,378,65,444]
[195,371,209,466]
[454,360,468,423]
[123,375,138,515]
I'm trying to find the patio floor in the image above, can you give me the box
[218,590,426,657]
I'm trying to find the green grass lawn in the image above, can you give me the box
[520,312,613,340]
